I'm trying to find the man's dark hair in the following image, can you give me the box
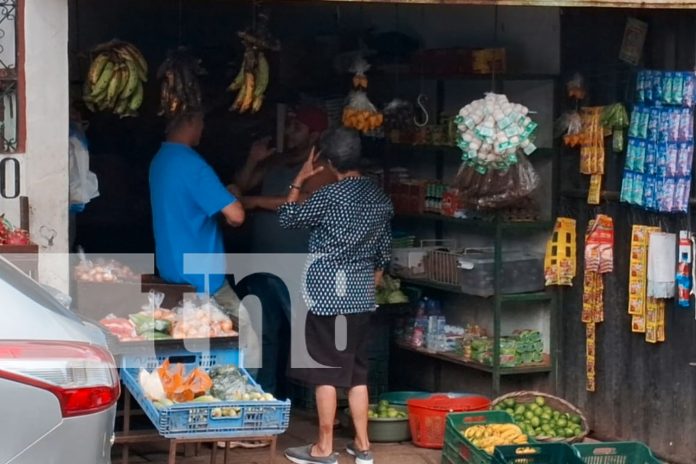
[165,111,204,136]
[319,127,362,173]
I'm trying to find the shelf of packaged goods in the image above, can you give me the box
[389,145,556,159]
[397,277,551,303]
[395,343,552,375]
[392,213,553,232]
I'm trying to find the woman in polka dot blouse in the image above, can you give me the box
[280,127,393,464]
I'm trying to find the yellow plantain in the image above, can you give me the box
[239,72,255,113]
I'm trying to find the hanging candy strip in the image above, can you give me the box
[544,217,577,286]
[582,214,614,392]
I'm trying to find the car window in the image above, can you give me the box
[0,256,81,322]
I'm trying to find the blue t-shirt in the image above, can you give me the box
[149,142,236,294]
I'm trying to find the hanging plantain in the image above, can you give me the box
[156,47,206,118]
[83,40,148,117]
[227,5,278,114]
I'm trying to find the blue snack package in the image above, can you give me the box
[657,143,669,171]
[634,140,647,173]
[636,71,646,103]
[653,72,664,103]
[667,143,679,176]
[647,108,660,142]
[687,110,694,141]
[678,108,691,142]
[684,72,695,107]
[645,71,654,103]
[677,142,694,177]
[674,178,688,212]
[633,174,645,207]
[639,107,650,139]
[673,72,685,106]
[629,107,643,138]
[645,142,658,175]
[644,175,657,210]
[668,109,681,142]
[621,172,634,204]
[660,178,676,212]
[663,72,674,105]
[624,138,636,170]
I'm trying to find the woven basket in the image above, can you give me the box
[491,391,589,444]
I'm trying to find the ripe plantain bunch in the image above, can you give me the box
[84,40,148,117]
[157,47,206,118]
[462,423,529,456]
[227,46,269,114]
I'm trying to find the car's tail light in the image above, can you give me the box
[0,341,120,417]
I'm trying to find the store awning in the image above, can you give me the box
[312,0,696,8]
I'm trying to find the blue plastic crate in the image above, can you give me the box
[120,348,291,439]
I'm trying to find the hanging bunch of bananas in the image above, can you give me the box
[227,47,269,114]
[157,47,206,118]
[83,40,148,117]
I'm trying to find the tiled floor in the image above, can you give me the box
[113,411,442,464]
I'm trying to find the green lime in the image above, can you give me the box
[541,413,552,422]
[557,418,568,428]
[506,408,515,416]
[543,406,553,416]
[535,396,546,407]
[379,400,389,408]
[525,411,535,420]
[553,411,561,419]
[570,415,582,424]
[528,429,537,438]
[541,424,552,433]
[504,398,516,408]
[494,405,503,411]
[515,405,526,415]
[530,417,540,428]
[565,428,576,438]
[387,410,399,418]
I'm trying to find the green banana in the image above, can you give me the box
[114,96,129,115]
[228,64,244,92]
[90,61,115,98]
[117,65,130,97]
[251,95,264,113]
[123,44,148,81]
[253,52,269,98]
[88,53,110,85]
[106,67,122,103]
[121,59,140,99]
[129,81,144,111]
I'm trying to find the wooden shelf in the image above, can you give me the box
[396,343,552,376]
[398,276,552,303]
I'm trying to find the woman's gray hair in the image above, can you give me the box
[319,127,362,173]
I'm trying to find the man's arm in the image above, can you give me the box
[234,137,275,194]
[242,193,310,212]
[221,201,245,227]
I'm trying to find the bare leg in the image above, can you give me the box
[313,385,337,457]
[348,385,370,451]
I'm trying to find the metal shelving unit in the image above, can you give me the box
[384,73,560,396]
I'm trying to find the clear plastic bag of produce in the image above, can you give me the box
[209,365,273,401]
[129,291,175,340]
[172,299,236,339]
[456,154,540,210]
[383,99,415,132]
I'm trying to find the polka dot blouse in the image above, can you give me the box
[278,177,393,316]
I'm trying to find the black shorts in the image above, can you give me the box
[290,311,372,389]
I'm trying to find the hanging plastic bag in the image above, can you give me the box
[69,135,99,207]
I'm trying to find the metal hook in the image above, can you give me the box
[414,94,429,128]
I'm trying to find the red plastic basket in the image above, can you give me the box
[407,394,491,449]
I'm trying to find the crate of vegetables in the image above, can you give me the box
[491,391,588,443]
[442,410,533,464]
[121,348,290,439]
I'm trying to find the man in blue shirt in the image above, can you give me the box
[150,111,245,295]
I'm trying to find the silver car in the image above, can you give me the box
[0,256,119,464]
